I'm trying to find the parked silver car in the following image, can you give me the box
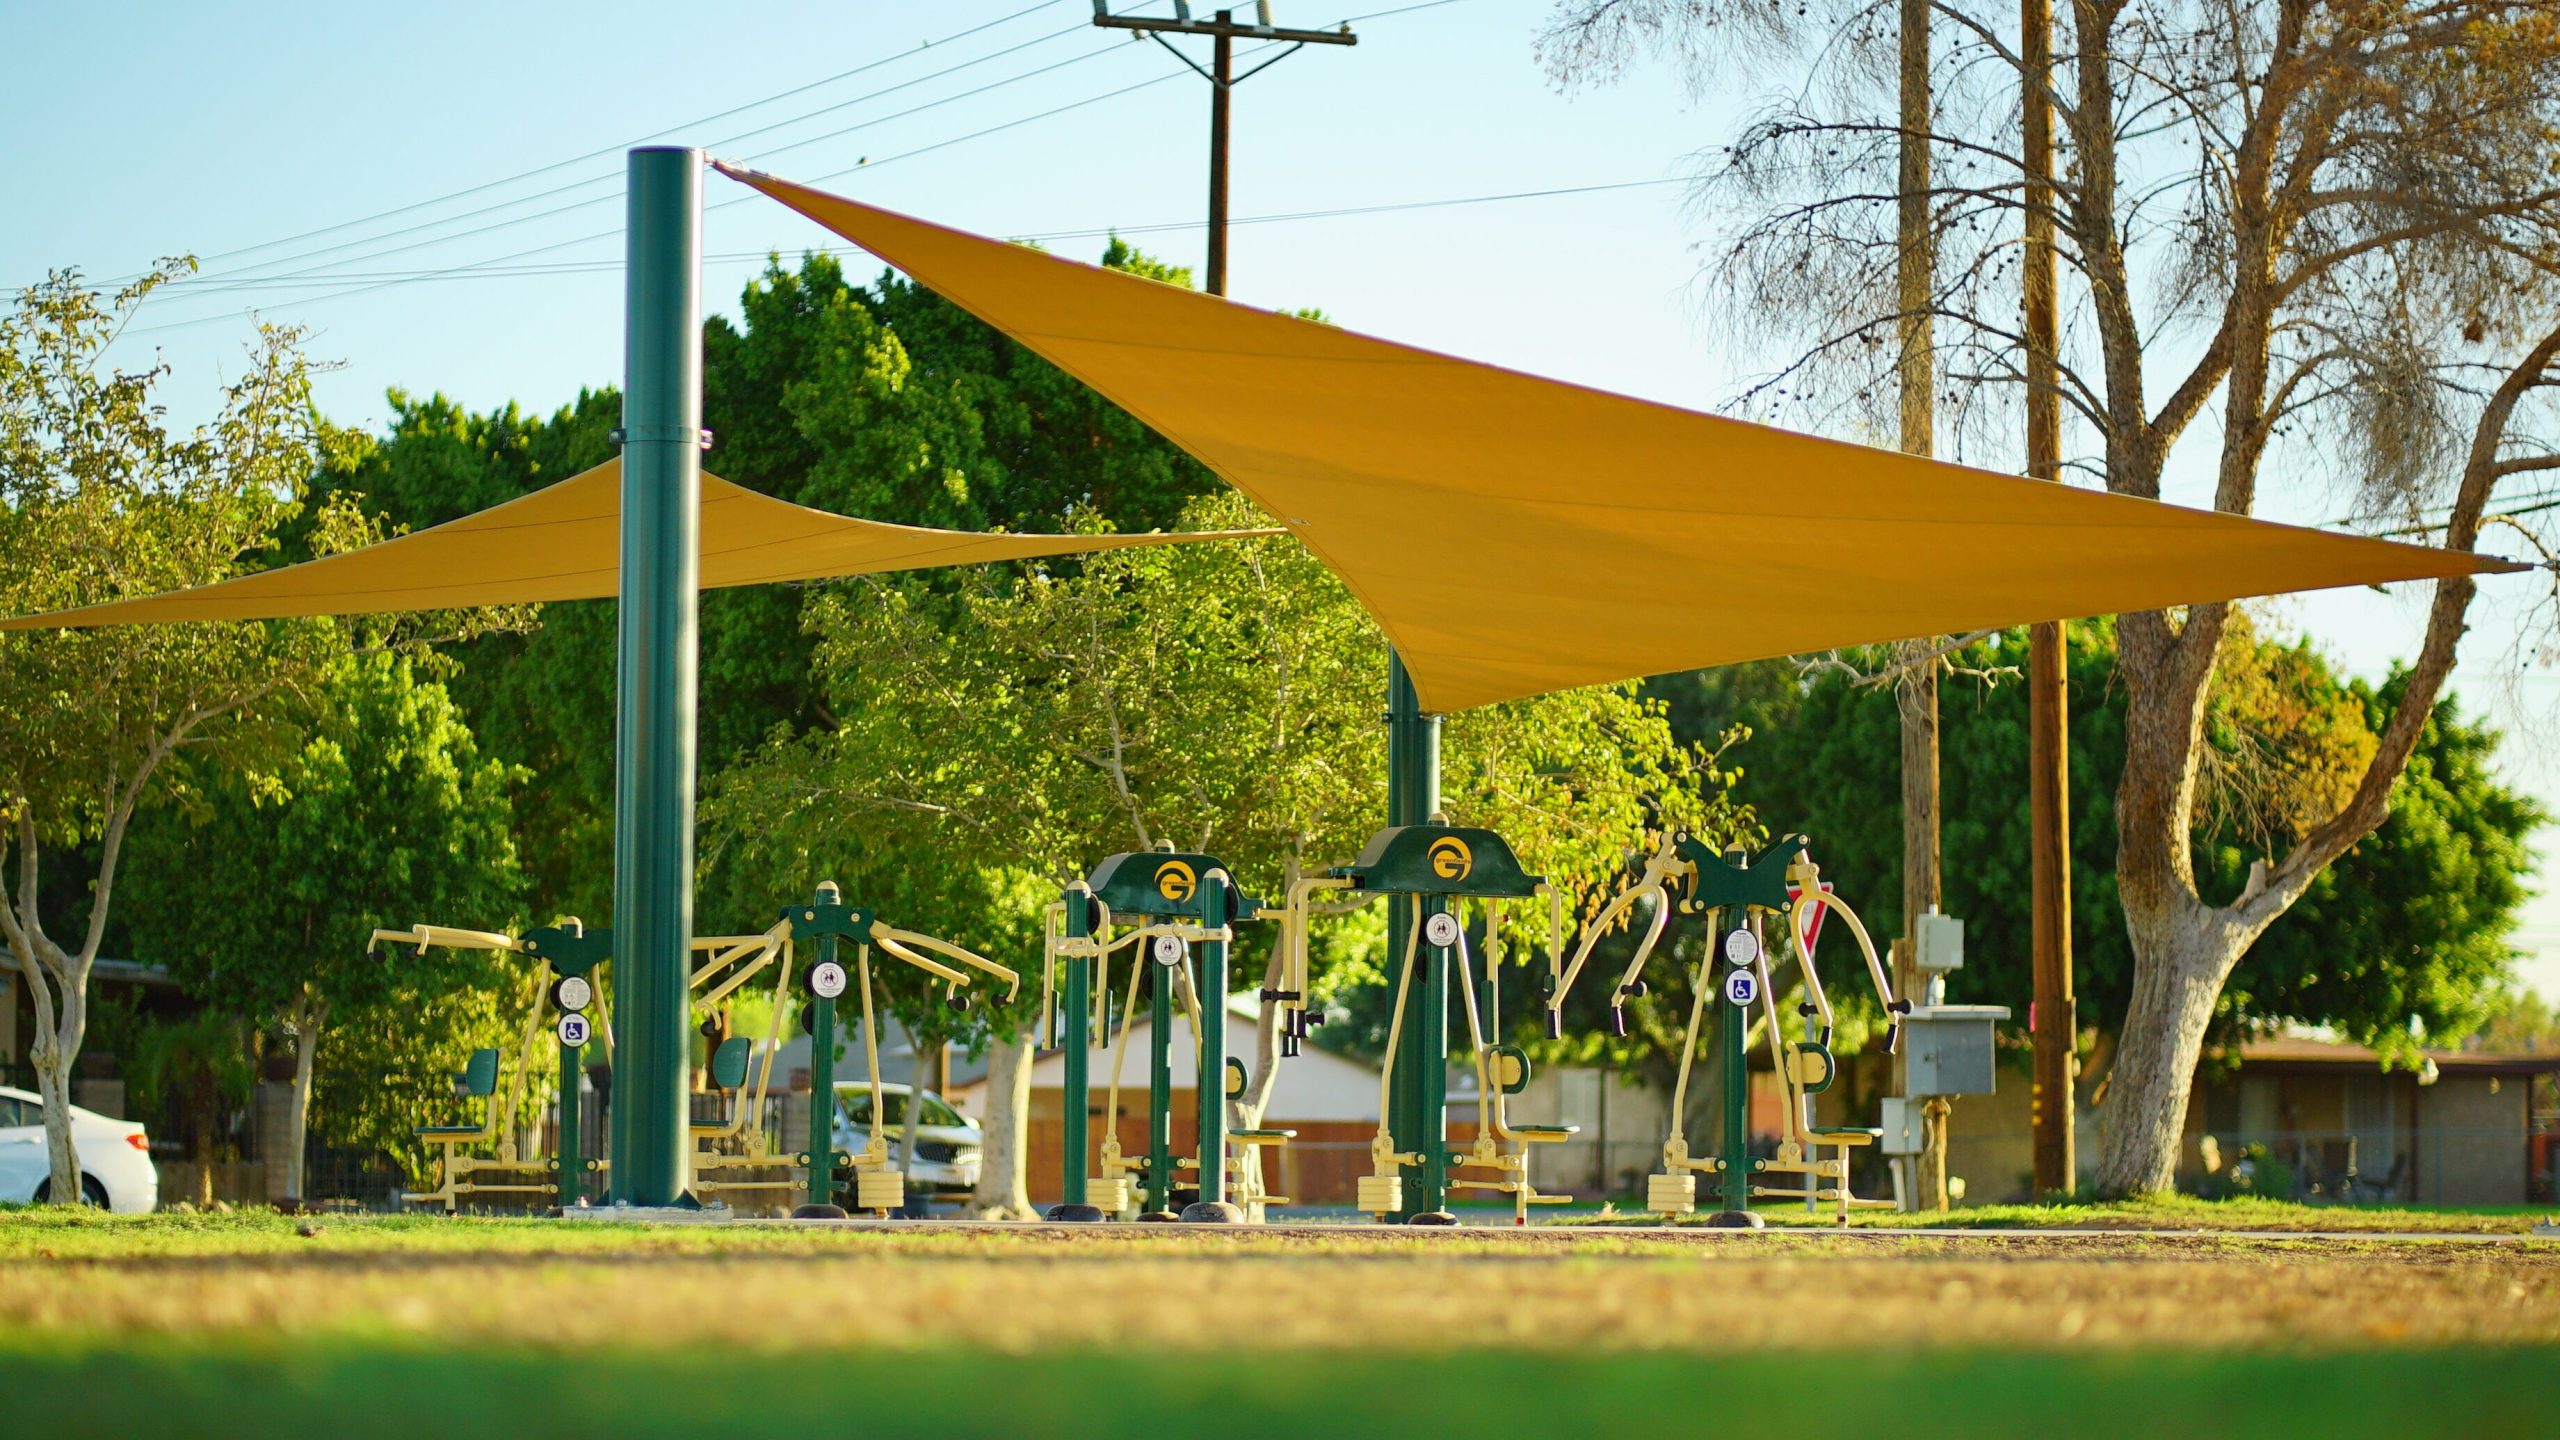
[829,1082,981,1196]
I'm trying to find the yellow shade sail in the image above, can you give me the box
[0,458,1276,631]
[726,163,2522,714]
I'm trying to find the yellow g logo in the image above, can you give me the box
[1155,860,1198,903]
[1427,836,1473,881]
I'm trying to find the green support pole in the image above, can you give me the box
[807,934,838,1212]
[1146,950,1174,1216]
[1054,889,1094,1217]
[558,1037,583,1209]
[1384,650,1443,1222]
[1709,905,1762,1228]
[1183,875,1235,1220]
[523,920,609,1214]
[610,146,702,1208]
[1413,893,1452,1218]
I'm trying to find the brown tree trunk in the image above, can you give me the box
[2096,611,2226,1196]
[31,1034,81,1204]
[285,994,324,1203]
[971,1027,1035,1219]
[2094,915,2232,1195]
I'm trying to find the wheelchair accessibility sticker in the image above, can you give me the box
[1722,970,1759,1008]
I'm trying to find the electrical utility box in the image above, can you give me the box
[1901,1004,2011,1096]
[1878,1097,1927,1155]
[1913,911,1965,972]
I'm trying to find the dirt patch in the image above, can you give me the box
[5,1226,2554,1354]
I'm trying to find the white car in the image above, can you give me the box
[830,1082,981,1197]
[0,1087,157,1212]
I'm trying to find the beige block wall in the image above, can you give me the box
[2414,1076,2527,1205]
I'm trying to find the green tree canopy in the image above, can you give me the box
[326,245,1235,919]
[120,650,529,1193]
[1655,620,2543,1058]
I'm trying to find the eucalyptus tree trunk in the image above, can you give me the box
[970,1028,1034,1218]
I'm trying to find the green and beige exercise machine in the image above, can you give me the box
[1274,819,1575,1225]
[372,918,615,1212]
[1041,847,1286,1223]
[1550,832,1902,1226]
[783,881,1019,1219]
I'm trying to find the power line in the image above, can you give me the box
[120,63,1210,337]
[164,14,1121,293]
[117,1,1483,336]
[115,177,1686,298]
[83,1,1073,288]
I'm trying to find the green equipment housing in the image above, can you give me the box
[1048,848,1281,1224]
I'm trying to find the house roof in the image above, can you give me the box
[2232,1034,2560,1077]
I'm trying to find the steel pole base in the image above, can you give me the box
[1178,1201,1245,1224]
[1705,1209,1767,1229]
[1044,1203,1108,1223]
[1402,1211,1460,1227]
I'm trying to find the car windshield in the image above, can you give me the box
[835,1090,966,1129]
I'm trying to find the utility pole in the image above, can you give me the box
[2022,0,2076,1200]
[1091,2,1357,297]
[1892,0,1949,1214]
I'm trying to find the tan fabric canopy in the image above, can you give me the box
[725,163,2523,714]
[0,459,1275,630]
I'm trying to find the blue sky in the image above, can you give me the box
[9,0,2556,999]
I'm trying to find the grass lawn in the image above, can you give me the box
[6,1207,2556,1438]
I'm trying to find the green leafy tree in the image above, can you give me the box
[707,490,1747,1214]
[0,266,390,1205]
[332,246,1233,922]
[120,651,529,1199]
[1668,622,2541,1070]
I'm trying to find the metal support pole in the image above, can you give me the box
[1716,921,1753,1222]
[806,934,838,1212]
[2023,0,2077,1201]
[611,146,703,1208]
[1384,650,1443,1221]
[1413,894,1452,1216]
[1207,13,1232,297]
[1186,875,1235,1217]
[1147,954,1175,1215]
[558,1038,583,1209]
[1059,891,1093,1212]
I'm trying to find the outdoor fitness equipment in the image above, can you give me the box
[1041,848,1283,1223]
[1274,819,1574,1225]
[1549,832,1904,1227]
[683,920,802,1204]
[374,919,610,1212]
[377,918,807,1211]
[783,881,1019,1219]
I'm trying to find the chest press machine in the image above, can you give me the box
[1271,821,1576,1225]
[1548,832,1905,1226]
[1042,848,1287,1223]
